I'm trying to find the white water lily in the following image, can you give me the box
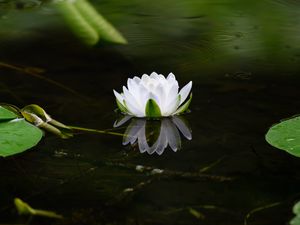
[113,72,192,118]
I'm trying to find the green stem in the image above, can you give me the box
[69,125,125,137]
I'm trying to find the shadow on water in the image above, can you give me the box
[0,0,300,224]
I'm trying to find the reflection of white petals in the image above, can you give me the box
[122,119,145,145]
[113,115,133,128]
[172,116,192,140]
[113,72,192,117]
[115,116,192,155]
[163,119,181,152]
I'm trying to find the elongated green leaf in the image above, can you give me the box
[266,115,300,157]
[174,93,192,115]
[145,99,161,118]
[0,119,43,157]
[0,106,18,121]
[74,0,127,44]
[56,0,99,45]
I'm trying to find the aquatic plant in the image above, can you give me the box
[55,0,127,45]
[15,198,63,219]
[266,115,300,157]
[290,201,300,225]
[0,104,72,157]
[113,72,192,118]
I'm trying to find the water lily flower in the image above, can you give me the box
[114,116,192,155]
[113,72,192,118]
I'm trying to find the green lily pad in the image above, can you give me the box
[266,115,300,157]
[0,106,18,121]
[0,119,43,157]
[145,99,162,118]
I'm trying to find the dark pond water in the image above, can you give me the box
[1,0,300,224]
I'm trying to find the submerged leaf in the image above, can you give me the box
[15,198,63,219]
[0,119,43,157]
[74,0,127,44]
[188,208,205,220]
[145,99,162,118]
[266,115,300,157]
[56,0,99,45]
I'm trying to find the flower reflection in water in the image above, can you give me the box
[114,116,192,155]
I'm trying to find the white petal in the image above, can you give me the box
[123,86,144,117]
[164,94,180,116]
[178,81,192,105]
[149,72,159,79]
[141,74,150,83]
[147,92,162,111]
[127,78,140,102]
[137,84,150,110]
[113,90,125,106]
[167,73,176,81]
[164,83,179,114]
[132,76,141,84]
[153,84,166,111]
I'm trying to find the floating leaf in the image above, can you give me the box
[0,119,43,157]
[290,201,300,225]
[266,115,300,157]
[290,216,300,225]
[294,201,300,215]
[0,106,18,121]
[145,99,162,118]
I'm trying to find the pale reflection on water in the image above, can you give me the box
[114,116,192,155]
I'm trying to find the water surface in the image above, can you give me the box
[0,0,300,224]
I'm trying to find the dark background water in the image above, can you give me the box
[0,0,300,224]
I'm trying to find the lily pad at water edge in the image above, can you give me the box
[266,116,300,157]
[0,106,18,121]
[0,119,43,157]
